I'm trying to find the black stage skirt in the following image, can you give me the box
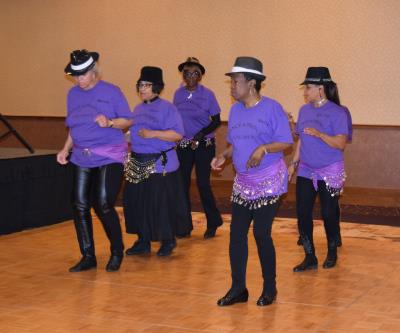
[123,170,192,241]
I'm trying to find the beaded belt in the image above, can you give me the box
[178,137,214,150]
[124,147,176,183]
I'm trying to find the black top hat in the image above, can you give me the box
[137,66,164,86]
[178,57,206,75]
[64,49,99,76]
[225,56,266,81]
[301,67,335,85]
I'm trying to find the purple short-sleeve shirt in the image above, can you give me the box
[129,98,184,173]
[66,80,132,167]
[295,101,349,179]
[173,84,221,139]
[227,96,293,174]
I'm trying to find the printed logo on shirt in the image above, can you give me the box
[97,99,110,104]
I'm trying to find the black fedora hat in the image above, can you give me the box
[225,56,266,81]
[178,57,205,75]
[301,67,335,85]
[64,49,99,76]
[137,66,164,86]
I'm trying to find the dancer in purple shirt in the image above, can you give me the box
[124,66,191,257]
[173,57,223,239]
[57,50,133,272]
[212,57,292,307]
[289,67,349,272]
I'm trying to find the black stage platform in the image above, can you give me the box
[0,148,73,235]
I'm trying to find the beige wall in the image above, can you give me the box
[1,0,400,125]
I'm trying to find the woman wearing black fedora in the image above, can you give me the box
[123,66,192,257]
[288,67,349,272]
[211,57,293,306]
[57,49,133,272]
[173,57,223,239]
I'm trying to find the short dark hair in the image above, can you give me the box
[243,73,262,92]
[152,84,164,95]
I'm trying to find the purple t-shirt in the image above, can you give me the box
[129,98,184,173]
[227,96,293,174]
[173,84,221,139]
[66,80,132,167]
[296,101,349,179]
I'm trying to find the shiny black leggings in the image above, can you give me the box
[296,176,340,246]
[72,163,124,256]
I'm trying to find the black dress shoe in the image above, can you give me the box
[176,231,191,239]
[293,255,318,272]
[204,227,217,239]
[157,240,176,257]
[217,288,249,306]
[256,289,277,306]
[69,255,97,272]
[322,252,337,269]
[125,240,151,256]
[106,255,123,272]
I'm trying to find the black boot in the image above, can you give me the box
[293,235,318,272]
[106,254,123,272]
[217,288,248,306]
[297,236,302,246]
[323,240,337,269]
[335,233,342,247]
[69,255,97,272]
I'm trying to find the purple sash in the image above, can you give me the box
[73,143,128,164]
[302,160,346,196]
[232,158,288,209]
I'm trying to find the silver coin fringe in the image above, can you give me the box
[323,172,346,197]
[124,153,156,184]
[231,192,281,210]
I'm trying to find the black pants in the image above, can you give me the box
[72,163,124,256]
[177,141,223,229]
[229,201,279,294]
[296,176,340,247]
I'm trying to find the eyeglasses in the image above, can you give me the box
[183,70,201,78]
[136,83,153,89]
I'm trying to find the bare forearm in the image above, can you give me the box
[320,134,347,150]
[292,139,301,163]
[221,145,233,159]
[62,132,73,151]
[109,118,133,130]
[262,142,292,153]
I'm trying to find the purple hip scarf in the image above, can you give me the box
[73,143,128,163]
[232,158,288,210]
[301,160,346,196]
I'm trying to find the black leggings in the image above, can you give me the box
[229,201,279,294]
[296,176,340,246]
[72,163,124,256]
[177,142,222,229]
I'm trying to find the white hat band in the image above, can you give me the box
[306,77,332,82]
[71,57,94,71]
[230,66,264,76]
